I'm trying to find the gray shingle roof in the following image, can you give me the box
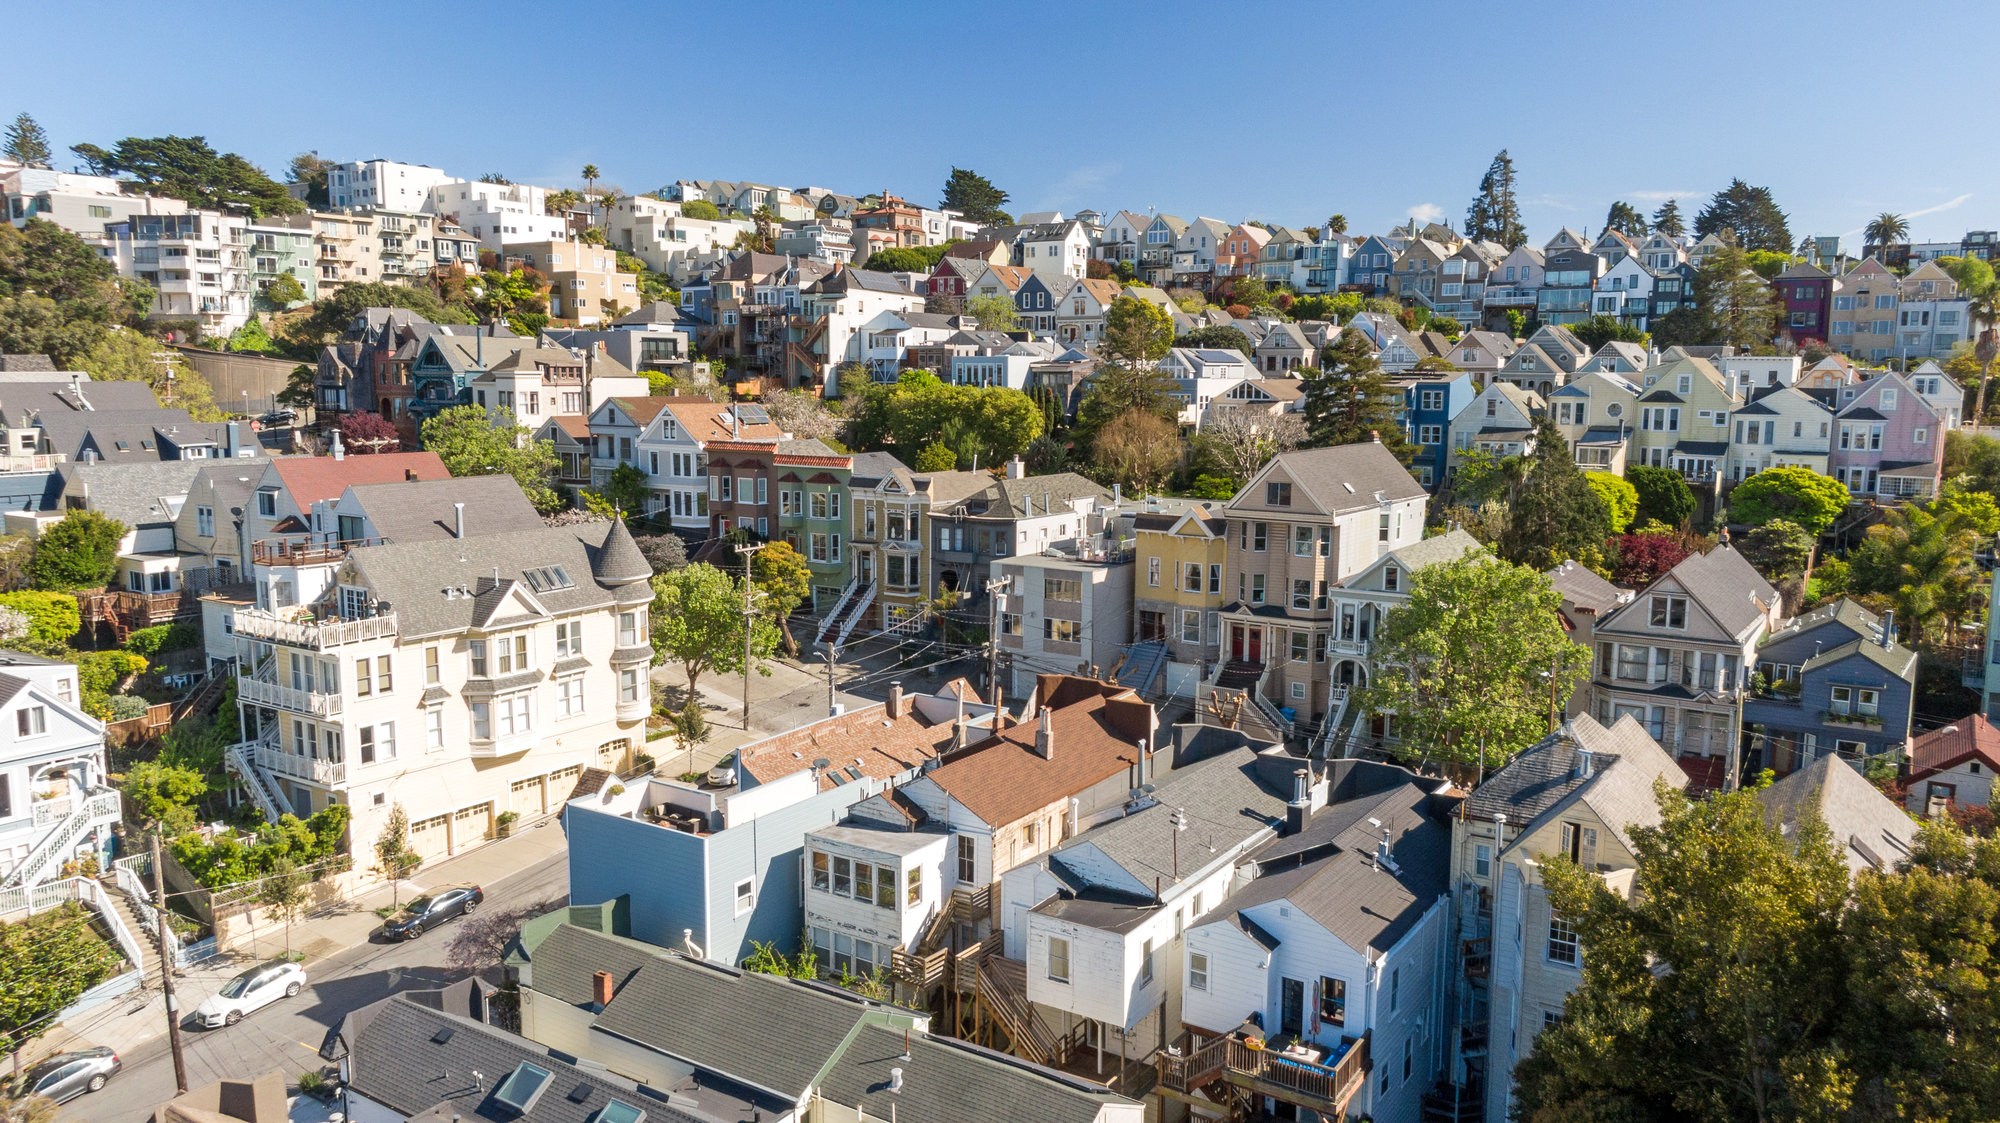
[1757,753,1914,874]
[344,476,544,544]
[60,459,204,526]
[946,473,1110,520]
[1658,546,1778,638]
[343,522,643,641]
[815,1023,1136,1123]
[1466,714,1685,850]
[1240,442,1426,518]
[1049,747,1289,896]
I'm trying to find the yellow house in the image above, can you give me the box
[1629,354,1738,490]
[1134,503,1227,673]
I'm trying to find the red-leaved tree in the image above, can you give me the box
[1609,533,1691,587]
[338,411,401,454]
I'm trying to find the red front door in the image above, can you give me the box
[1230,625,1245,661]
[1247,628,1262,664]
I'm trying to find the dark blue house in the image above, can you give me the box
[1745,599,1918,776]
[1397,369,1477,489]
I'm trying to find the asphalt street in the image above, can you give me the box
[64,849,568,1123]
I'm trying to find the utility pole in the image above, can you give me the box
[984,577,1008,706]
[1725,687,1747,792]
[822,642,838,716]
[152,832,189,1094]
[734,541,767,730]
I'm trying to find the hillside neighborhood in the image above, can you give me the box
[7,48,2000,1123]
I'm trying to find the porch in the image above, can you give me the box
[1155,1027,1369,1121]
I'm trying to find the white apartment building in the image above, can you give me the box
[99,210,254,337]
[324,159,457,211]
[3,165,187,234]
[215,519,655,870]
[0,651,120,890]
[607,194,750,283]
[426,179,567,251]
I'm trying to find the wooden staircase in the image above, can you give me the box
[974,954,1064,1066]
[104,888,162,980]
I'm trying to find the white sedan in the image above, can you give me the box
[192,960,308,1028]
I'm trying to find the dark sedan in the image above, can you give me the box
[381,885,484,939]
[19,1047,120,1104]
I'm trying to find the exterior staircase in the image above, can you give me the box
[814,578,870,647]
[227,725,293,821]
[974,955,1064,1066]
[171,666,232,724]
[1,789,121,890]
[103,888,162,980]
[832,583,875,646]
[1116,641,1168,697]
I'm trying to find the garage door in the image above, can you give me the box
[410,813,451,861]
[453,802,493,852]
[547,765,583,805]
[510,776,546,818]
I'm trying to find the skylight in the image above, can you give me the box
[522,565,575,593]
[491,1061,552,1114]
[595,1101,646,1123]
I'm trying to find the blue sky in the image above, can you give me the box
[8,0,1998,247]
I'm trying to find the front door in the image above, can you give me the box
[1246,627,1262,664]
[858,551,874,584]
[1280,977,1305,1037]
[1230,624,1245,661]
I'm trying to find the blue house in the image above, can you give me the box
[1348,235,1404,295]
[564,770,869,962]
[1745,599,1918,775]
[1398,368,1477,489]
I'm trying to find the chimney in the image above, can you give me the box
[406,468,418,481]
[1035,706,1055,760]
[1006,456,1026,479]
[453,502,466,539]
[1376,826,1399,872]
[591,970,614,1008]
[1882,610,1895,648]
[886,680,903,719]
[1370,429,1380,443]
[1137,739,1149,784]
[1112,482,1122,505]
[889,1068,904,1094]
[1573,747,1594,780]
[331,429,345,460]
[1286,768,1309,835]
[225,420,240,457]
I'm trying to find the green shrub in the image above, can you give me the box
[170,804,352,888]
[0,590,80,654]
[124,622,200,657]
[24,510,126,591]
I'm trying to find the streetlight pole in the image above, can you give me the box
[152,832,189,1093]
[734,541,766,730]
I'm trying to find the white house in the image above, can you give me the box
[0,651,119,889]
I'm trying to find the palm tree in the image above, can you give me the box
[544,188,581,217]
[1971,285,2000,426]
[581,164,600,196]
[1325,214,1348,235]
[1863,212,1908,260]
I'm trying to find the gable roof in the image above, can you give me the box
[344,475,544,544]
[60,459,202,526]
[267,452,448,507]
[342,521,638,640]
[1467,714,1685,850]
[923,678,1149,827]
[816,1022,1134,1123]
[1047,747,1287,898]
[1908,714,2000,781]
[738,682,983,790]
[596,395,677,428]
[1237,442,1425,518]
[1650,546,1778,637]
[1758,753,1915,875]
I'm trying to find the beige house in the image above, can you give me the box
[214,518,654,872]
[511,240,640,325]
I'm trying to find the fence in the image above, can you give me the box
[104,703,175,746]
[169,345,299,415]
[0,876,148,978]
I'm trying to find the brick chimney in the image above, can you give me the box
[591,970,614,1008]
[886,681,903,719]
[1035,706,1055,760]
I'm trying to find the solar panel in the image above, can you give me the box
[734,404,770,424]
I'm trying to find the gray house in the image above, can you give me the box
[1745,599,1918,774]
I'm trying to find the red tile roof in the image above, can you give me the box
[267,451,448,507]
[1908,714,2000,780]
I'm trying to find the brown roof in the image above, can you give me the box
[944,240,1003,260]
[740,680,985,791]
[602,396,678,426]
[925,676,1152,827]
[268,451,448,507]
[980,265,1032,291]
[549,415,591,440]
[658,398,783,442]
[1908,714,2000,780]
[1077,278,1123,305]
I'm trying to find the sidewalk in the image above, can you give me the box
[33,818,571,1063]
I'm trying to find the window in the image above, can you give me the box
[1548,912,1580,965]
[1189,952,1209,991]
[907,867,921,906]
[1319,976,1346,1024]
[1390,966,1400,1012]
[557,675,586,719]
[16,706,46,738]
[426,706,443,750]
[471,701,491,740]
[1252,522,1267,551]
[619,669,640,704]
[1147,557,1160,586]
[1048,936,1070,982]
[1649,595,1688,629]
[469,640,488,677]
[618,611,640,646]
[812,850,830,891]
[1210,564,1222,593]
[1475,843,1491,878]
[376,655,392,693]
[1266,481,1292,506]
[425,646,440,685]
[1403,1037,1413,1083]
[1185,563,1203,592]
[1044,577,1081,602]
[1384,565,1399,592]
[957,835,975,882]
[356,658,373,697]
[1044,618,1081,643]
[1250,574,1265,604]
[196,505,214,537]
[257,491,276,517]
[1294,525,1314,556]
[1140,937,1155,984]
[555,621,580,657]
[1182,610,1202,644]
[1291,630,1309,662]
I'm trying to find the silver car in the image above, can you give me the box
[19,1047,120,1103]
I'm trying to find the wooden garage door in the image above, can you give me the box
[410,813,451,861]
[510,776,546,817]
[453,802,493,852]
[547,765,583,805]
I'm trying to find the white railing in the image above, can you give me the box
[227,737,292,821]
[232,609,398,649]
[3,790,119,890]
[112,854,181,965]
[0,452,63,473]
[30,796,73,829]
[0,877,147,977]
[1328,637,1371,659]
[835,583,877,647]
[254,742,346,785]
[238,674,344,717]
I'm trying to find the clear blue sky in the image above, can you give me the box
[8,0,1997,247]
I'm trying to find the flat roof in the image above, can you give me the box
[810,824,950,856]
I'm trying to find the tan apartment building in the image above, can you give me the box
[513,239,641,325]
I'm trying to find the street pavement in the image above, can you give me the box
[58,825,569,1123]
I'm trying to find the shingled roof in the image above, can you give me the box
[923,676,1150,828]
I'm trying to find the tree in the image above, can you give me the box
[861,243,958,275]
[0,220,155,367]
[635,533,688,574]
[1100,295,1175,367]
[1931,482,2000,537]
[419,405,563,512]
[77,326,224,417]
[0,592,78,655]
[650,563,778,699]
[964,293,1019,334]
[940,167,1011,226]
[1200,410,1307,485]
[0,1094,57,1123]
[287,152,333,208]
[3,114,51,167]
[1864,212,1910,259]
[914,441,957,472]
[1567,314,1648,351]
[669,696,711,777]
[750,540,812,654]
[1357,549,1584,772]
[1073,360,1182,444]
[680,198,721,221]
[1850,501,1981,645]
[1609,530,1692,586]
[1650,198,1685,239]
[1093,409,1180,494]
[1696,243,1778,350]
[1325,214,1348,234]
[1463,149,1527,249]
[373,804,421,907]
[1693,178,1793,253]
[1739,519,1815,582]
[259,857,311,954]
[1603,201,1648,238]
[445,899,556,976]
[1230,275,1271,310]
[123,760,207,838]
[1176,325,1255,355]
[1500,420,1611,571]
[1626,465,1695,528]
[0,903,122,1057]
[760,388,839,443]
[1727,466,1849,534]
[580,164,600,198]
[261,271,306,308]
[1300,331,1415,460]
[75,135,302,218]
[281,281,447,348]
[1585,472,1639,533]
[1512,783,1851,1123]
[331,411,397,454]
[590,463,650,515]
[275,363,316,412]
[25,510,125,591]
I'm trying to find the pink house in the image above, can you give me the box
[1829,372,1944,500]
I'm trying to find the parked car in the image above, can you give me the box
[18,1047,120,1103]
[381,885,484,940]
[192,960,308,1028]
[706,753,737,787]
[258,408,298,428]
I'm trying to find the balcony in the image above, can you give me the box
[1157,1031,1368,1121]
[255,741,346,786]
[251,536,385,567]
[468,729,537,759]
[239,674,343,718]
[232,608,398,649]
[29,788,120,830]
